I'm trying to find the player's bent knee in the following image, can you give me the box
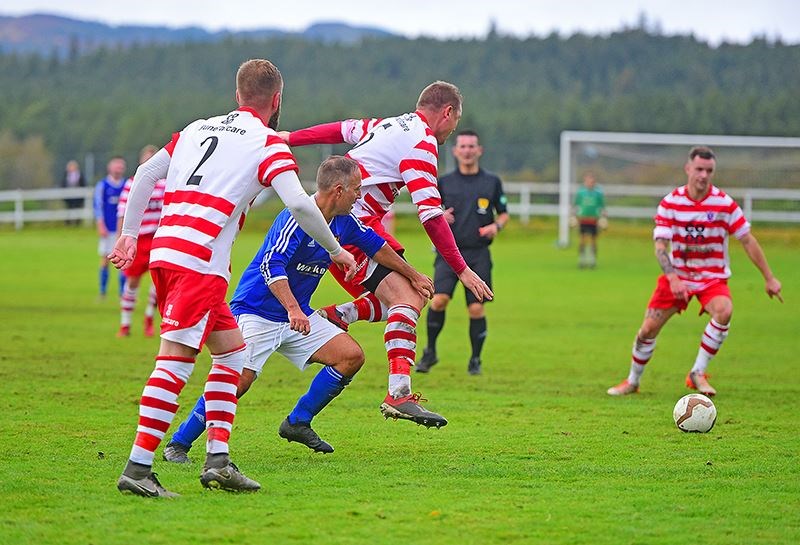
[237,369,257,397]
[430,294,450,311]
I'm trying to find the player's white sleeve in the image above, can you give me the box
[271,170,343,256]
[121,148,171,238]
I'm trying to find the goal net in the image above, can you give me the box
[558,131,800,247]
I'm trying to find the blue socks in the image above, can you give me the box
[169,366,352,448]
[288,366,351,425]
[99,266,109,296]
[170,395,206,450]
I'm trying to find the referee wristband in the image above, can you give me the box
[494,222,503,231]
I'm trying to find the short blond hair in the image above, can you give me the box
[416,81,462,113]
[236,59,283,109]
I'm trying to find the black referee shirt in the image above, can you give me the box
[438,168,507,249]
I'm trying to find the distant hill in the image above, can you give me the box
[0,13,396,56]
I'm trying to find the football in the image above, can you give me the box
[673,393,717,433]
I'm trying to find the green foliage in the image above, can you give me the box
[0,32,799,180]
[0,216,798,544]
[0,130,54,189]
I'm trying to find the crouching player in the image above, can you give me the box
[163,156,434,461]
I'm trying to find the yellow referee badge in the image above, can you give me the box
[477,197,490,213]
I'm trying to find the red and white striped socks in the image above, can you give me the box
[204,345,246,455]
[340,293,388,324]
[129,355,195,466]
[692,319,729,374]
[120,284,138,327]
[628,335,656,385]
[385,304,419,398]
[145,284,157,319]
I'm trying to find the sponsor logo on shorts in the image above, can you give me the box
[162,317,180,326]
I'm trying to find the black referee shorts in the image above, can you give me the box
[433,246,493,306]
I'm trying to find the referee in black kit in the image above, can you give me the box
[416,130,509,375]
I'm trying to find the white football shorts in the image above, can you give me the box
[235,312,346,375]
[98,234,116,257]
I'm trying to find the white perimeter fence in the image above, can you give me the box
[2,183,800,232]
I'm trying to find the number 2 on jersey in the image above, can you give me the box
[186,136,218,185]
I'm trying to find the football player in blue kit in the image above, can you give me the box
[162,156,434,460]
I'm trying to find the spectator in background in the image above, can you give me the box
[61,159,86,226]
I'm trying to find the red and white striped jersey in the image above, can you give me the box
[151,107,298,281]
[339,112,444,223]
[117,177,166,236]
[653,184,750,291]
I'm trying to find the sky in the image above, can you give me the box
[2,0,799,45]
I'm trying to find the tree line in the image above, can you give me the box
[0,29,798,189]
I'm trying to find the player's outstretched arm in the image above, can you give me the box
[108,235,137,271]
[739,233,783,302]
[268,279,310,335]
[372,244,434,300]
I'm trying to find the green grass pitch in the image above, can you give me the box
[0,210,798,545]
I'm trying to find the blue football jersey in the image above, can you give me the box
[230,208,385,322]
[93,176,126,231]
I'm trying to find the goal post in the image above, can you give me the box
[559,131,800,248]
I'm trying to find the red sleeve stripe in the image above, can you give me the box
[415,197,442,208]
[729,216,748,232]
[399,158,437,177]
[361,119,372,135]
[164,132,180,156]
[152,236,213,262]
[266,134,287,147]
[163,190,235,216]
[406,177,437,194]
[261,163,299,187]
[159,214,223,238]
[258,151,298,182]
[414,140,439,157]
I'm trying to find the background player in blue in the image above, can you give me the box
[93,156,127,300]
[163,156,434,461]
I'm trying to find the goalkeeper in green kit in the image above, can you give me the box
[572,172,607,268]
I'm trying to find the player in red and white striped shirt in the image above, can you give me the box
[115,145,166,338]
[109,59,356,497]
[608,146,782,397]
[283,82,493,427]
